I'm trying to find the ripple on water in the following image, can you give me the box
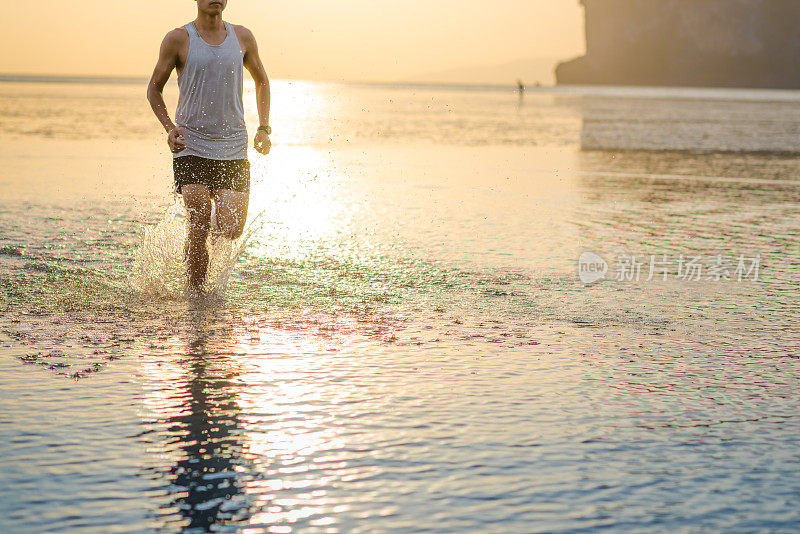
[2,100,800,529]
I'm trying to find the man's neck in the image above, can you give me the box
[194,11,224,32]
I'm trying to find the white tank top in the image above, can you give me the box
[174,20,248,160]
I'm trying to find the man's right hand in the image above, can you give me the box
[168,127,186,153]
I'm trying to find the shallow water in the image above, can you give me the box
[1,80,800,532]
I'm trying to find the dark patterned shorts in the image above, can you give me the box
[173,155,250,195]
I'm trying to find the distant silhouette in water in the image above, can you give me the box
[516,79,525,97]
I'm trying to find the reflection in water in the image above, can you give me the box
[4,80,800,532]
[578,90,800,153]
[143,308,251,531]
[139,304,403,532]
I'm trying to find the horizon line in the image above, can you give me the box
[5,73,796,99]
[0,72,545,90]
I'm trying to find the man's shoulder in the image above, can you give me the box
[164,26,190,45]
[231,24,255,41]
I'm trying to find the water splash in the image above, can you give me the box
[131,195,263,299]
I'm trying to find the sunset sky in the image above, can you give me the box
[1,0,585,84]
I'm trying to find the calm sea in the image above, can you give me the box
[1,76,799,532]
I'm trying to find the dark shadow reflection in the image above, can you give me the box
[148,306,252,532]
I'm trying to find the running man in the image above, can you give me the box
[146,0,270,294]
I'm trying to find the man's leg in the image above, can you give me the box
[182,184,213,289]
[212,189,249,240]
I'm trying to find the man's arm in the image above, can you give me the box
[147,30,186,153]
[239,26,271,155]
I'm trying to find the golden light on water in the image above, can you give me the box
[245,80,338,148]
[133,84,397,532]
[242,82,353,263]
[239,359,353,528]
[136,309,388,530]
[247,148,346,262]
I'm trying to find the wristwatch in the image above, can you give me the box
[257,125,272,135]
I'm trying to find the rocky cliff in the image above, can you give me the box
[556,0,800,89]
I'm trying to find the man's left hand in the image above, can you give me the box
[254,130,271,155]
